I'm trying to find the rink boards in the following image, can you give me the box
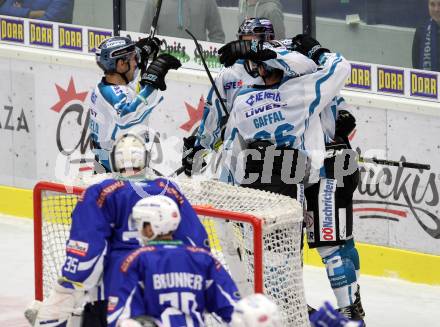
[0,23,439,284]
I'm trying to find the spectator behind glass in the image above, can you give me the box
[238,0,285,38]
[412,0,440,71]
[140,0,225,43]
[0,0,74,23]
[216,0,238,6]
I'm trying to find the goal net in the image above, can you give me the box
[34,176,309,326]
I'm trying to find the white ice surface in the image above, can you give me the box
[1,216,439,327]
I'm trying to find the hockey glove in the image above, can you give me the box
[25,284,84,327]
[182,136,205,177]
[218,40,277,67]
[118,316,159,327]
[140,54,182,90]
[335,109,356,139]
[135,37,162,69]
[291,34,330,64]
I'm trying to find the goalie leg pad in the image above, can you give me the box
[318,242,359,308]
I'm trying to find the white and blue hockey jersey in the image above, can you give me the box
[196,48,317,150]
[59,177,209,301]
[221,53,351,185]
[87,79,162,171]
[107,241,240,327]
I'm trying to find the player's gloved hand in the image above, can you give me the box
[140,54,182,90]
[182,136,205,177]
[218,40,277,67]
[310,302,362,327]
[335,109,356,138]
[291,34,330,64]
[135,37,162,69]
[25,284,84,327]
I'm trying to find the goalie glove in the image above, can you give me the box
[25,284,85,327]
[291,34,330,64]
[218,40,277,67]
[140,54,182,90]
[118,316,160,327]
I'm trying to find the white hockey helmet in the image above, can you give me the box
[230,294,282,327]
[132,195,181,243]
[110,132,149,173]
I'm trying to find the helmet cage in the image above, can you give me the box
[238,17,275,41]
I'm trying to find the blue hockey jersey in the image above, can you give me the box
[107,240,240,327]
[59,177,209,301]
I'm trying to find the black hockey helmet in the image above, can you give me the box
[237,17,275,41]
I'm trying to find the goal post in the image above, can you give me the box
[33,177,309,326]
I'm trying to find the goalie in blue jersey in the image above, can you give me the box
[26,132,210,327]
[107,195,240,327]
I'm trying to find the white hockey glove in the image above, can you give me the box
[24,284,85,327]
[118,316,160,327]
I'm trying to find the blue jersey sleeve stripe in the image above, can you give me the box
[308,55,343,116]
[110,106,155,140]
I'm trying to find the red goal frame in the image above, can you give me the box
[33,181,264,301]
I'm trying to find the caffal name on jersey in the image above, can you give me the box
[244,90,286,128]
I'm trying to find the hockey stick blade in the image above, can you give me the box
[359,156,430,170]
[184,29,229,117]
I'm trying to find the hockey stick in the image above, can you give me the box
[185,28,229,118]
[149,0,163,39]
[358,156,430,170]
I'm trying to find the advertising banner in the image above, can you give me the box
[0,23,439,254]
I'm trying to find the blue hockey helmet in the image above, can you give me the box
[95,36,136,73]
[237,17,275,41]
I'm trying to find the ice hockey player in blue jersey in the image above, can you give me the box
[26,132,209,327]
[89,35,181,172]
[107,195,240,327]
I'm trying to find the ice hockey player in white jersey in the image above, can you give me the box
[25,132,209,327]
[218,35,350,196]
[89,35,181,172]
[182,17,317,177]
[283,35,365,323]
[107,195,240,327]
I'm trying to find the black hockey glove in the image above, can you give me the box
[218,40,277,67]
[182,136,205,177]
[291,34,330,64]
[135,37,161,69]
[335,109,356,139]
[140,54,182,90]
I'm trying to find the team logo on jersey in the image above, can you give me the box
[245,91,281,106]
[66,240,89,257]
[224,80,243,90]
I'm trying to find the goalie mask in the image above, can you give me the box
[230,294,282,327]
[110,132,150,173]
[132,195,181,244]
[238,17,275,41]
